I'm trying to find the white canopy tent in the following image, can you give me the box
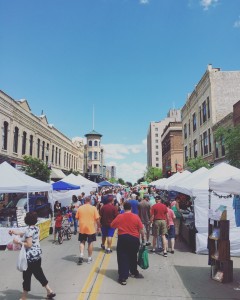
[155,172,181,189]
[209,173,240,195]
[0,161,53,213]
[168,167,209,195]
[184,163,240,255]
[150,177,167,186]
[52,174,98,207]
[163,170,191,191]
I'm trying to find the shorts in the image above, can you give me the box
[142,222,151,234]
[168,225,175,239]
[54,227,61,233]
[78,233,96,243]
[101,226,115,237]
[152,220,168,236]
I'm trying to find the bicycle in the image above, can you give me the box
[58,218,72,244]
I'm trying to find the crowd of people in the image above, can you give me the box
[11,185,185,299]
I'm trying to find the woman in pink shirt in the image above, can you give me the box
[166,202,176,254]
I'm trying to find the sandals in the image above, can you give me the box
[47,292,56,299]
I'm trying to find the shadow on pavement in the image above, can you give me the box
[62,254,78,263]
[175,265,240,299]
[0,289,44,300]
[98,268,119,283]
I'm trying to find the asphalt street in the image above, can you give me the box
[1,232,240,300]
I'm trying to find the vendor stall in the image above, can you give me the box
[0,162,53,246]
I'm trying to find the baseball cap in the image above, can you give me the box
[155,195,161,200]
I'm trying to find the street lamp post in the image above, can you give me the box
[175,159,178,173]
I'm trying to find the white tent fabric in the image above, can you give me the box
[52,174,98,207]
[150,178,167,186]
[156,173,180,189]
[0,161,52,193]
[209,173,240,195]
[158,170,191,191]
[168,167,209,195]
[188,163,240,255]
[50,167,66,180]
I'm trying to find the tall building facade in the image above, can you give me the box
[84,130,104,182]
[181,65,240,166]
[147,109,181,169]
[161,121,183,176]
[0,90,84,176]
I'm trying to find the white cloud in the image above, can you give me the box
[200,0,219,10]
[109,160,146,184]
[139,0,149,5]
[234,16,240,28]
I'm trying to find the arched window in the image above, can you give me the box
[13,126,19,153]
[2,121,8,150]
[22,131,27,155]
[94,140,98,146]
[52,145,55,163]
[29,135,33,156]
[88,140,92,147]
[42,141,45,160]
[37,138,41,158]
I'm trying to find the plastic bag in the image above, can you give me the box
[137,245,149,270]
[17,245,28,272]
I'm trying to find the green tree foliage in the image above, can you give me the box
[186,156,211,172]
[118,178,125,185]
[125,181,132,187]
[109,177,117,184]
[215,125,240,168]
[144,167,163,183]
[21,156,51,182]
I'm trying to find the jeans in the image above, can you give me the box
[72,212,78,233]
[23,258,48,292]
[117,234,140,280]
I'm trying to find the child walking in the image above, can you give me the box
[53,210,63,243]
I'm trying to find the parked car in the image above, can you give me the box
[0,194,52,219]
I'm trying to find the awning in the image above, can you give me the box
[50,168,66,179]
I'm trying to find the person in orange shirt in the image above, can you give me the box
[76,196,100,265]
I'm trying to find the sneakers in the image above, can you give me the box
[163,252,168,257]
[129,271,144,278]
[150,249,156,253]
[101,244,105,250]
[118,278,127,285]
[171,250,174,254]
[105,249,112,254]
[47,292,56,299]
[78,257,83,265]
[87,257,93,264]
[145,241,151,246]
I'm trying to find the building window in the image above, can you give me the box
[29,135,33,156]
[93,164,98,173]
[156,157,159,161]
[188,120,191,136]
[42,141,45,161]
[155,133,158,137]
[13,126,19,153]
[46,143,49,164]
[156,163,159,167]
[88,140,92,147]
[156,145,158,149]
[215,139,219,158]
[155,140,158,143]
[94,140,98,146]
[52,145,54,163]
[37,139,40,158]
[199,106,202,126]
[155,128,158,131]
[192,113,197,132]
[94,151,98,160]
[200,134,203,155]
[221,137,225,156]
[2,121,8,150]
[59,149,61,165]
[55,147,58,165]
[203,131,208,155]
[21,131,27,155]
[207,97,210,119]
[88,151,92,160]
[189,144,192,158]
[184,145,188,162]
[184,124,187,139]
[156,151,159,155]
[193,139,198,158]
[202,101,207,123]
[208,128,212,153]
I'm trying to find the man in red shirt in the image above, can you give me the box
[111,202,144,285]
[150,195,169,257]
[100,196,118,253]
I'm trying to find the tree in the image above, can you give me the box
[118,178,125,185]
[144,167,163,183]
[186,156,211,172]
[21,156,51,182]
[215,125,240,168]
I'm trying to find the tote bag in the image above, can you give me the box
[17,245,28,272]
[137,245,149,270]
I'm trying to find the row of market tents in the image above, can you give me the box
[150,162,240,256]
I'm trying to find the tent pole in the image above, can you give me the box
[208,189,211,209]
[27,192,29,212]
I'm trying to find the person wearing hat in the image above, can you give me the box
[150,195,170,257]
[138,194,151,246]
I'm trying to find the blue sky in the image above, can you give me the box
[1,0,240,184]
